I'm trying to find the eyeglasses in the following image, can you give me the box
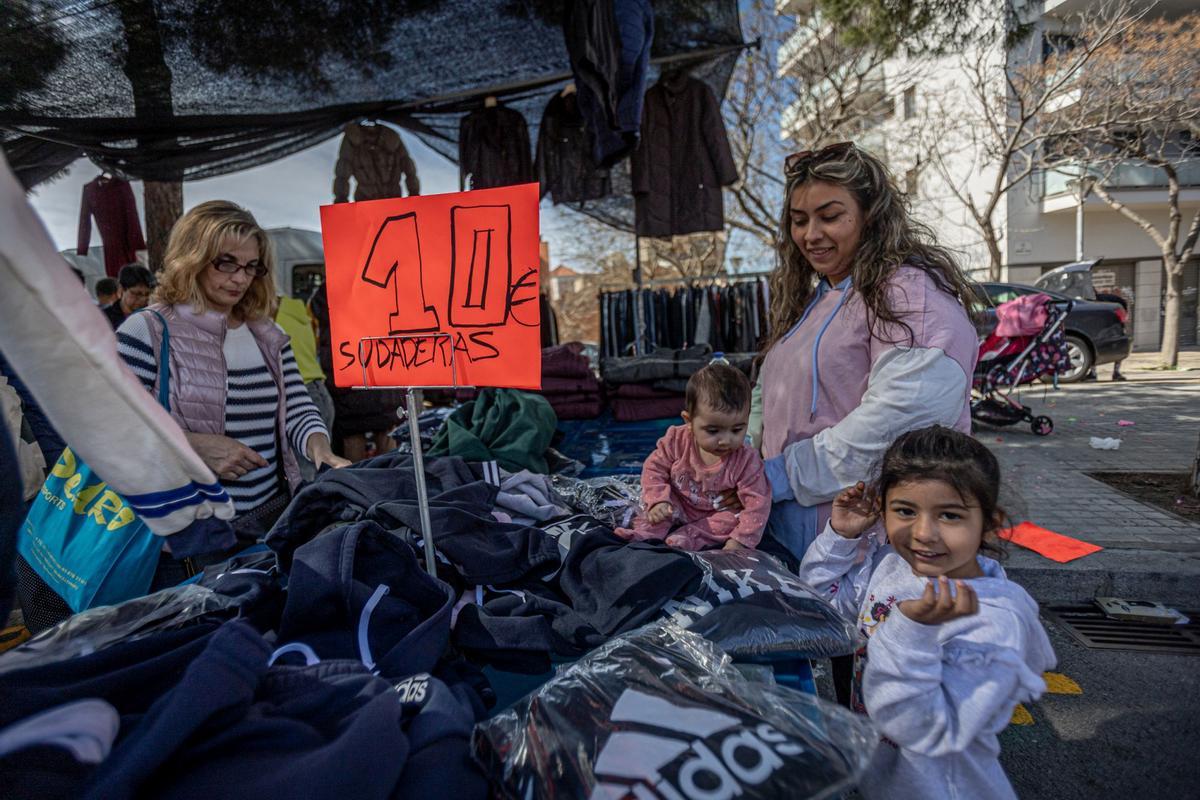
[784,141,856,178]
[211,256,268,278]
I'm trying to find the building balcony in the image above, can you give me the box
[776,14,836,77]
[780,62,889,143]
[1041,159,1200,212]
[775,0,816,16]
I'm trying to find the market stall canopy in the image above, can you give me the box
[0,0,746,229]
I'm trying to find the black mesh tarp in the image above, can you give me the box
[1,0,745,230]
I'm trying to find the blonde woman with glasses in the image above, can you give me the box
[116,201,348,569]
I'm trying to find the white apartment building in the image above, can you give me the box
[775,0,1199,351]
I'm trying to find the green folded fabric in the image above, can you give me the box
[429,389,558,474]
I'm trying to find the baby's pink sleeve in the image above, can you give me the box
[639,427,682,508]
[729,451,771,547]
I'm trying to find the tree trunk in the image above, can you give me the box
[1192,429,1200,500]
[116,0,179,272]
[1160,257,1182,368]
[984,224,1004,282]
[143,181,182,272]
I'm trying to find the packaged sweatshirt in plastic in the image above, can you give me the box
[0,585,237,674]
[473,621,877,800]
[667,549,862,662]
[550,474,642,528]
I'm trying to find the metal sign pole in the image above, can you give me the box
[404,388,439,577]
[356,332,464,578]
[633,234,646,356]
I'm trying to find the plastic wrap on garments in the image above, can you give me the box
[549,474,642,528]
[391,406,455,452]
[665,549,862,662]
[473,621,878,800]
[0,584,237,674]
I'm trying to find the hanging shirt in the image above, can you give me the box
[459,105,535,190]
[631,74,738,237]
[332,122,420,203]
[536,91,611,204]
[77,176,145,278]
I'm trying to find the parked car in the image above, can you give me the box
[970,281,1131,383]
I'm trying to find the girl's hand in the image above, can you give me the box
[646,502,674,524]
[830,481,878,539]
[722,538,747,551]
[897,576,979,625]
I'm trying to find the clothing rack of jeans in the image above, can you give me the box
[598,273,770,358]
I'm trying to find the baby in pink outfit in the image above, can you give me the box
[616,364,770,551]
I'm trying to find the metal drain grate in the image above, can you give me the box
[1044,606,1200,655]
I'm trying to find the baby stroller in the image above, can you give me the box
[972,293,1073,436]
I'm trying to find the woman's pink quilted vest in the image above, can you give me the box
[142,303,302,494]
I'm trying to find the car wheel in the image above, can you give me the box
[1059,335,1093,383]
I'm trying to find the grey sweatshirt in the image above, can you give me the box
[799,523,1056,800]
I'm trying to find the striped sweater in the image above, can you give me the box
[116,313,326,514]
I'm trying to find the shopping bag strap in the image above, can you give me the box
[142,309,171,410]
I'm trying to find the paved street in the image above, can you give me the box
[970,355,1200,610]
[1001,619,1200,800]
[980,375,1200,553]
[977,361,1200,798]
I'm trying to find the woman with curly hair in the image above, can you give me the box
[753,142,979,566]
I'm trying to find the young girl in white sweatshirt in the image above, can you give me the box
[799,425,1055,800]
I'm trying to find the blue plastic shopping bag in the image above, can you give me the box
[17,310,172,612]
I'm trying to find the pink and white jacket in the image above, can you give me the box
[759,266,978,536]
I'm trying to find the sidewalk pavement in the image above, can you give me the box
[1101,344,1200,381]
[980,372,1200,606]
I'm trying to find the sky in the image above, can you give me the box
[32,127,453,255]
[26,125,639,278]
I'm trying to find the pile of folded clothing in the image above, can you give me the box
[538,343,603,420]
[601,345,754,422]
[453,344,603,421]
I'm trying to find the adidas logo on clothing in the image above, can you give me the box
[393,673,430,704]
[661,554,816,627]
[588,688,803,800]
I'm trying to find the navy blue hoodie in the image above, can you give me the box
[276,519,456,680]
[80,620,487,800]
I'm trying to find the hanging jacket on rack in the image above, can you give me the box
[459,105,534,190]
[598,278,770,357]
[562,0,654,168]
[536,92,611,205]
[77,176,145,278]
[332,122,420,203]
[631,73,738,237]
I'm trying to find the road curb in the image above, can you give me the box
[1006,549,1200,608]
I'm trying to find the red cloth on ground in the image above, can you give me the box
[999,522,1103,563]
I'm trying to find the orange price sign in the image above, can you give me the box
[319,183,541,389]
